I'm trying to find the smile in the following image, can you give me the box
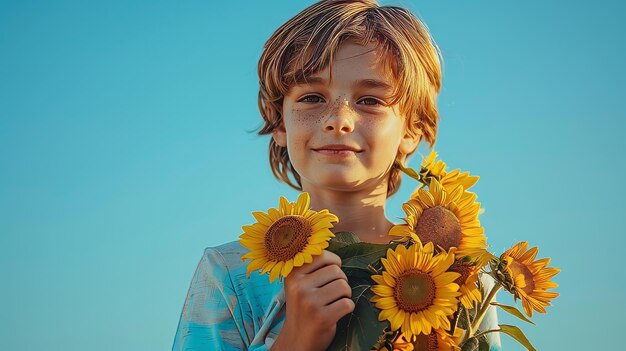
[314,149,358,157]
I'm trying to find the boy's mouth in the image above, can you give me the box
[314,149,357,156]
[313,144,363,157]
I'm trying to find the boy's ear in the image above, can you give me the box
[272,121,287,147]
[399,130,421,156]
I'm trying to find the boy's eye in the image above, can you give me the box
[298,95,325,103]
[358,97,384,106]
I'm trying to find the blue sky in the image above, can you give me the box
[1,0,624,350]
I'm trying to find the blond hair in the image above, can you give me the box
[257,0,442,197]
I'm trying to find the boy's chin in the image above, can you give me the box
[309,171,366,191]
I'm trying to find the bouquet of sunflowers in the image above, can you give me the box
[239,151,560,351]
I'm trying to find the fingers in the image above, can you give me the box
[280,248,355,337]
[317,278,352,306]
[292,250,342,276]
[326,297,355,321]
[303,263,347,288]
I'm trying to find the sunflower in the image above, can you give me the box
[370,242,461,340]
[418,151,479,194]
[420,150,447,178]
[499,242,560,317]
[448,259,482,309]
[239,192,338,283]
[411,328,462,351]
[379,329,460,351]
[389,178,489,265]
[379,332,414,351]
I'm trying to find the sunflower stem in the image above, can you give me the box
[469,282,502,336]
[395,162,425,184]
[450,308,460,336]
[472,328,502,340]
[464,306,473,337]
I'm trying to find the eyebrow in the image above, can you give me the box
[295,76,393,91]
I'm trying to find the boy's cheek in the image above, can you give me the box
[287,133,311,152]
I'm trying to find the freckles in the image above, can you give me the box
[291,106,325,124]
[290,96,364,126]
[358,114,378,134]
[360,120,374,132]
[328,97,358,119]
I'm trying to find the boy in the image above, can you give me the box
[173,1,500,350]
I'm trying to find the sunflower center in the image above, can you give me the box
[394,269,436,312]
[264,215,311,262]
[415,206,462,250]
[413,332,439,351]
[508,260,536,295]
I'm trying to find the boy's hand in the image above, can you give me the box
[270,250,355,351]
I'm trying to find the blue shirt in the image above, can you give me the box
[172,240,502,350]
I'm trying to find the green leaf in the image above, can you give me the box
[336,243,394,272]
[327,232,360,253]
[498,324,537,351]
[342,266,375,282]
[333,242,386,260]
[491,303,535,325]
[327,276,387,351]
[327,240,350,253]
[332,231,361,245]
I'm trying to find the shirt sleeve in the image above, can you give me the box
[172,248,271,351]
[478,273,502,351]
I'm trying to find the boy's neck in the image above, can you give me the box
[304,184,398,245]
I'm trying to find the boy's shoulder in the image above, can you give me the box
[200,240,284,300]
[202,240,247,273]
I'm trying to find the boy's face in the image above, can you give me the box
[273,40,420,195]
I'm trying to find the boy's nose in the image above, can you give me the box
[323,98,355,134]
